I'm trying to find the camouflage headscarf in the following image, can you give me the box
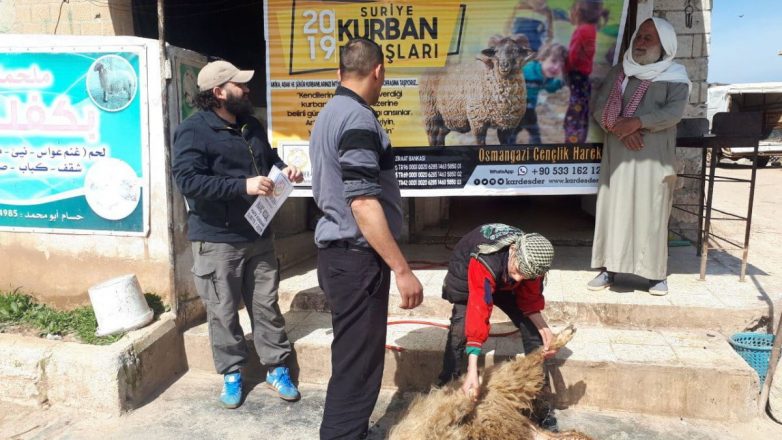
[475,224,554,279]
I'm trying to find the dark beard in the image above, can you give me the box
[224,94,254,117]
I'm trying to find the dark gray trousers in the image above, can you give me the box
[191,238,291,374]
[317,245,390,440]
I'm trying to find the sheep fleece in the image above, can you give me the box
[419,58,527,144]
[388,325,593,440]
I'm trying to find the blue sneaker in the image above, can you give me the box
[266,366,300,401]
[220,371,242,409]
[648,279,669,296]
[587,271,614,291]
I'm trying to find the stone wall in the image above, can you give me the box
[652,0,712,240]
[0,0,134,36]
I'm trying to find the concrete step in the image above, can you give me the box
[278,245,773,334]
[183,311,760,422]
[0,314,186,414]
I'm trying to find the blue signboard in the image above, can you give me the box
[0,50,147,234]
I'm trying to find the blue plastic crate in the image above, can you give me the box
[729,332,774,384]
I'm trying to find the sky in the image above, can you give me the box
[708,0,782,84]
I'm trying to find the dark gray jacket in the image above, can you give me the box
[172,110,286,242]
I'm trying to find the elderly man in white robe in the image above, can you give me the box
[587,17,691,295]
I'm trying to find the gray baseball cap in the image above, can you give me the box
[197,60,254,92]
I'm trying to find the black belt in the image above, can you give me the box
[325,239,373,252]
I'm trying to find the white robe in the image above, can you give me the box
[590,65,689,280]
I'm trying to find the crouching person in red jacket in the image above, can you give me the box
[438,223,559,431]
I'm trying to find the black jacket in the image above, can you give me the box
[442,226,516,304]
[172,110,286,242]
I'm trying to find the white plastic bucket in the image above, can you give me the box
[88,274,153,336]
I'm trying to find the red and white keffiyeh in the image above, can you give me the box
[601,70,651,130]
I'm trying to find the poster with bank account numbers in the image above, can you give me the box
[265,0,629,196]
[0,48,148,234]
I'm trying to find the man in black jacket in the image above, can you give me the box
[172,60,303,409]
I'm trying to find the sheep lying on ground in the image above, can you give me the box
[388,325,593,440]
[419,34,535,146]
[93,62,135,103]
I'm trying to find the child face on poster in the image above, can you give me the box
[537,43,567,79]
[541,53,565,78]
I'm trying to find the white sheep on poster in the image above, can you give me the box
[419,34,535,146]
[93,61,135,103]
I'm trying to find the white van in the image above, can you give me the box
[707,83,782,167]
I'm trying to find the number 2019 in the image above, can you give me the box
[302,10,337,60]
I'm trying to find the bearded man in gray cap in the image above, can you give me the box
[439,223,559,431]
[172,59,303,409]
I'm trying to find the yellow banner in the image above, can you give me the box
[276,1,461,71]
[266,0,628,150]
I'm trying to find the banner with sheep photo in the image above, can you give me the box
[0,48,148,234]
[265,0,629,196]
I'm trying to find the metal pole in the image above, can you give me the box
[699,146,718,280]
[157,0,178,318]
[696,146,707,256]
[742,140,759,282]
[743,99,767,281]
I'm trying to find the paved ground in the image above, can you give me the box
[1,370,780,440]
[707,162,782,296]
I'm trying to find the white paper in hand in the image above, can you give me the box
[244,166,293,236]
